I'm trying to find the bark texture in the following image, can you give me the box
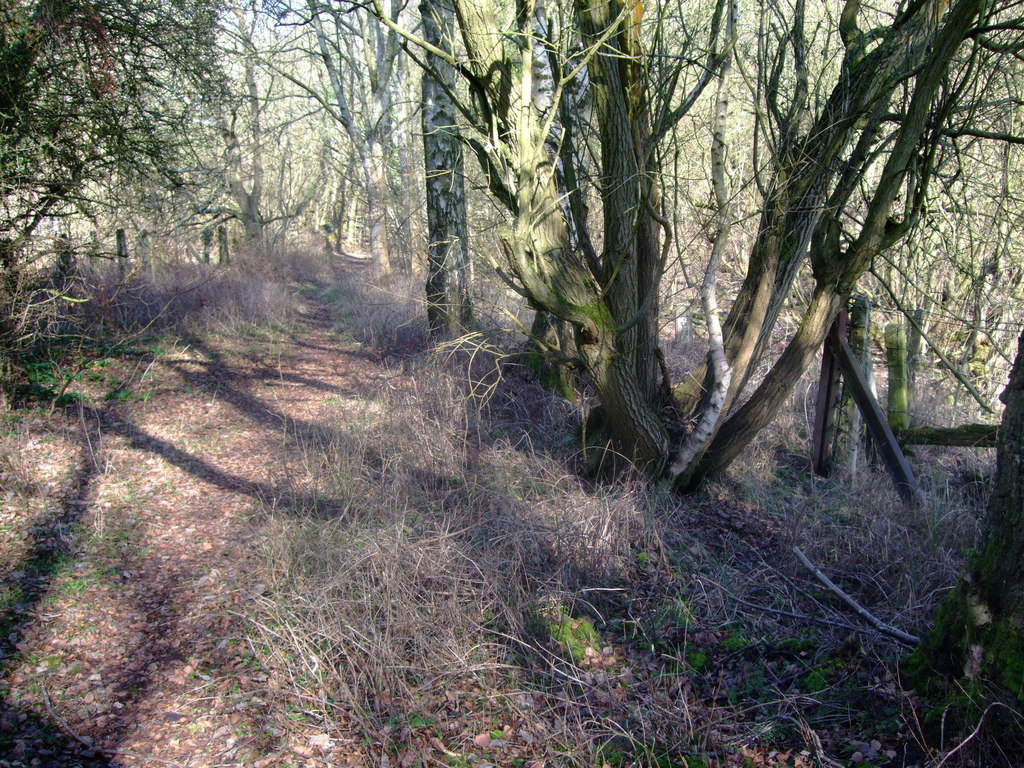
[691,0,987,482]
[414,0,988,483]
[421,0,471,334]
[913,329,1024,705]
[450,0,675,470]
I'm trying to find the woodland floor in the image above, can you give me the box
[0,287,1012,767]
[0,298,393,766]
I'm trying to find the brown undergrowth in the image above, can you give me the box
[0,258,1017,767]
[243,270,1017,767]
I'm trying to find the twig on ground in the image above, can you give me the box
[793,547,920,646]
[714,581,867,635]
[41,681,109,755]
[42,682,185,766]
[936,701,1024,768]
[743,540,836,616]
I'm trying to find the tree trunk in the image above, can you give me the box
[217,225,230,266]
[901,424,998,448]
[201,227,213,264]
[885,324,909,432]
[55,234,74,288]
[224,3,266,252]
[574,0,669,471]
[913,329,1024,706]
[907,307,924,394]
[362,141,392,277]
[116,228,129,274]
[692,286,843,482]
[527,310,576,400]
[392,52,419,274]
[421,0,471,335]
[687,0,986,481]
[842,296,872,472]
[434,0,985,482]
[311,5,394,276]
[450,0,672,470]
[139,230,152,269]
[667,0,737,482]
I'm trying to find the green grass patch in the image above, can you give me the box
[543,604,602,663]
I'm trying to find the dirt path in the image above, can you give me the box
[1,298,383,767]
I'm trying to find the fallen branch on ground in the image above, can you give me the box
[793,547,920,646]
[42,682,185,766]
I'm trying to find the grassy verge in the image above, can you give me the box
[240,270,1017,767]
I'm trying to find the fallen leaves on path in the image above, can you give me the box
[1,302,382,766]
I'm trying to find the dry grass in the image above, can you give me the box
[1,251,319,400]
[242,269,1015,767]
[719,371,989,631]
[2,251,1014,765]
[248,327,666,756]
[1,250,322,406]
[319,271,429,355]
[65,254,315,339]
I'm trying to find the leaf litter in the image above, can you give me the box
[0,294,991,767]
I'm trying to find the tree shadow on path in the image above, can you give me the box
[0,406,116,765]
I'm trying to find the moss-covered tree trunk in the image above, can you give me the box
[914,329,1024,704]
[690,0,986,482]
[424,0,988,483]
[450,0,672,472]
[527,311,576,400]
[575,0,669,472]
[885,324,909,432]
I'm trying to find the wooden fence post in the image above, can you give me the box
[201,227,213,264]
[217,225,230,266]
[139,230,152,270]
[829,328,926,506]
[55,234,74,287]
[813,310,848,475]
[843,296,872,472]
[885,324,909,433]
[116,228,129,274]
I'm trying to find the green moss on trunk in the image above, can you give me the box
[911,329,1024,712]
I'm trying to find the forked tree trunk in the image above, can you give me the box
[691,286,843,482]
[452,0,672,470]
[913,328,1024,706]
[687,0,985,481]
[438,0,984,482]
[572,0,669,471]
